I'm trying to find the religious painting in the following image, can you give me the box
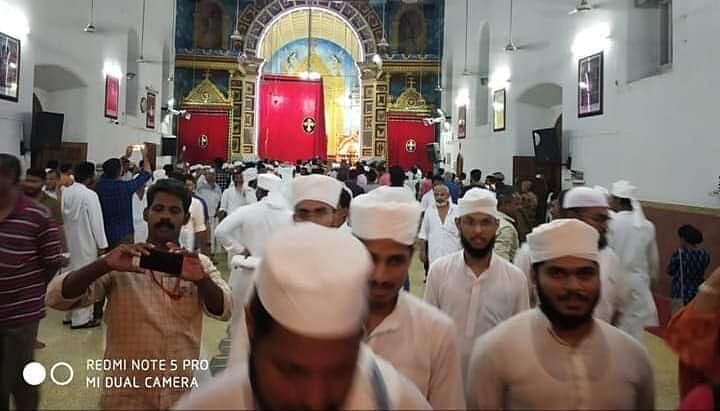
[578,52,604,117]
[0,33,20,102]
[493,89,506,132]
[145,92,156,129]
[192,0,229,50]
[104,75,120,119]
[457,104,466,139]
[243,112,254,128]
[395,8,426,55]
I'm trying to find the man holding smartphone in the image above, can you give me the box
[46,179,232,410]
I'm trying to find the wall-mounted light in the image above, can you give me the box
[489,67,511,90]
[571,23,610,56]
[455,88,470,107]
[0,2,30,38]
[102,60,123,79]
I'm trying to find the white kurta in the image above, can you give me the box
[219,186,257,216]
[365,292,466,410]
[132,191,148,243]
[467,308,655,410]
[513,244,629,325]
[61,182,109,325]
[424,251,530,369]
[179,197,207,251]
[609,211,660,339]
[174,345,431,410]
[196,183,222,219]
[420,190,436,212]
[418,204,462,265]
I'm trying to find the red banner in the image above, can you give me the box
[178,110,229,165]
[258,75,327,162]
[387,115,435,174]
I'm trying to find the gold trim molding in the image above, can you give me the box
[388,86,432,115]
[182,74,232,108]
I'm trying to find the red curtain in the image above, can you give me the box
[387,115,436,174]
[258,75,327,162]
[178,110,229,164]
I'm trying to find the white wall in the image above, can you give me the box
[444,0,720,208]
[3,0,175,164]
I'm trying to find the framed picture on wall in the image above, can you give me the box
[104,76,120,119]
[493,89,506,132]
[578,52,604,117]
[457,105,467,139]
[145,92,156,129]
[0,33,20,102]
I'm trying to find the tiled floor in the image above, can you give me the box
[31,252,679,410]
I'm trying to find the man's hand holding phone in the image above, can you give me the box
[104,244,154,274]
[165,242,207,283]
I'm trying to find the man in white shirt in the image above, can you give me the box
[175,224,431,411]
[196,168,223,253]
[424,188,529,370]
[609,180,660,340]
[467,219,655,410]
[351,187,465,409]
[180,175,208,253]
[218,168,256,220]
[292,174,346,228]
[420,175,444,212]
[61,161,108,328]
[131,184,148,243]
[419,184,461,267]
[514,186,628,325]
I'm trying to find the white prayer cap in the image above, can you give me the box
[256,224,372,338]
[593,185,609,197]
[257,173,281,192]
[350,186,422,246]
[233,160,243,167]
[563,186,609,209]
[292,174,344,208]
[611,180,647,226]
[205,167,216,174]
[152,169,167,181]
[242,167,258,181]
[456,188,499,219]
[189,164,201,171]
[222,163,232,170]
[527,219,600,264]
[611,180,637,199]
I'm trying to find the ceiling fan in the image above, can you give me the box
[504,0,518,52]
[136,0,162,64]
[569,0,594,15]
[84,0,97,33]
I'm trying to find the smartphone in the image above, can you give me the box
[139,250,184,276]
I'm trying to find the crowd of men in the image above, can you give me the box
[0,147,714,410]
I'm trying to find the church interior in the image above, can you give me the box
[2,0,720,409]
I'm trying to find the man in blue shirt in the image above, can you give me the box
[95,147,152,249]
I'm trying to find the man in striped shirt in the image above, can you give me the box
[0,154,63,411]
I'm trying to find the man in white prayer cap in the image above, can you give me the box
[174,224,431,410]
[292,174,346,227]
[608,180,660,340]
[350,187,465,409]
[467,219,655,410]
[215,173,292,312]
[424,188,529,372]
[218,167,257,220]
[513,186,628,325]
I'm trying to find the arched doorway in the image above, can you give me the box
[253,7,364,162]
[237,1,383,162]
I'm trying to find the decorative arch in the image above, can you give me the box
[517,83,563,108]
[243,0,382,62]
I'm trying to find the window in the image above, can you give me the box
[659,0,673,67]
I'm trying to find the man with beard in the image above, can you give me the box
[47,179,232,410]
[424,188,529,371]
[467,219,654,410]
[174,224,430,410]
[514,186,627,324]
[351,187,465,409]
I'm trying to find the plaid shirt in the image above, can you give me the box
[95,171,151,245]
[0,195,63,327]
[46,253,232,410]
